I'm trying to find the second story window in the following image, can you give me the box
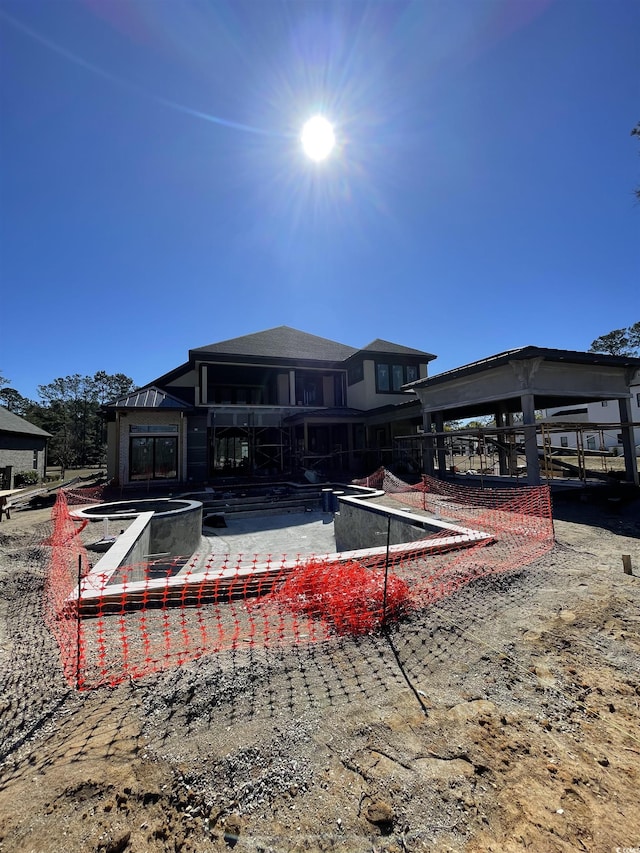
[376,363,420,393]
[376,364,390,392]
[295,374,323,406]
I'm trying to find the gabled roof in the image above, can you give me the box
[191,326,357,363]
[110,387,193,410]
[357,339,437,360]
[0,406,51,438]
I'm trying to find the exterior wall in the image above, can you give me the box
[165,369,198,389]
[347,360,383,409]
[347,358,424,411]
[116,411,186,485]
[0,435,47,486]
[106,421,118,482]
[186,415,207,483]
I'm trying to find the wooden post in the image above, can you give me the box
[622,554,633,576]
[76,554,82,690]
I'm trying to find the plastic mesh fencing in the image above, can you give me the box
[43,470,554,691]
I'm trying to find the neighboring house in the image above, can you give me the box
[0,406,51,488]
[104,327,436,486]
[542,383,640,454]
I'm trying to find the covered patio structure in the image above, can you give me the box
[404,346,640,487]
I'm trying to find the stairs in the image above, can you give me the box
[183,484,324,522]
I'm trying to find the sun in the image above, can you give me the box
[301,115,335,162]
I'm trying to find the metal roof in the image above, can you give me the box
[110,387,192,410]
[404,346,640,390]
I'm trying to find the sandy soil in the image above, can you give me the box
[0,488,639,852]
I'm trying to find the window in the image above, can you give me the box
[295,374,323,406]
[32,450,38,470]
[601,401,608,407]
[376,364,390,392]
[130,436,178,480]
[130,424,178,433]
[560,436,568,448]
[376,363,420,393]
[392,365,404,391]
[406,365,418,384]
[636,392,640,407]
[586,436,596,450]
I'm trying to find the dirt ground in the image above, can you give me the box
[1,487,639,852]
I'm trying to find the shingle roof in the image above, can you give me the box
[358,339,437,359]
[110,387,192,409]
[0,406,51,438]
[191,326,358,362]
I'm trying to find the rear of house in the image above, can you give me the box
[103,327,436,487]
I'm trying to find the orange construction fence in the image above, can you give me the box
[43,470,554,690]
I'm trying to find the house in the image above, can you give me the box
[0,406,51,488]
[104,327,436,486]
[542,383,640,454]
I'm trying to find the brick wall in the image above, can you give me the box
[0,435,47,487]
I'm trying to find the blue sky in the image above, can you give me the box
[1,0,638,401]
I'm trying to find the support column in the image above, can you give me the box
[434,412,447,479]
[618,397,639,486]
[200,365,208,406]
[289,370,296,405]
[494,408,509,475]
[422,411,435,477]
[521,393,541,485]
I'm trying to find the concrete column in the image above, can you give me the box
[289,370,296,405]
[494,408,509,475]
[200,365,208,405]
[422,411,435,477]
[521,393,541,485]
[434,412,447,479]
[618,397,639,486]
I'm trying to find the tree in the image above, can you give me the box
[0,372,33,416]
[36,371,136,467]
[0,387,33,416]
[589,324,639,357]
[628,321,640,351]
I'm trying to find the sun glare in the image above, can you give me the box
[301,115,335,162]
